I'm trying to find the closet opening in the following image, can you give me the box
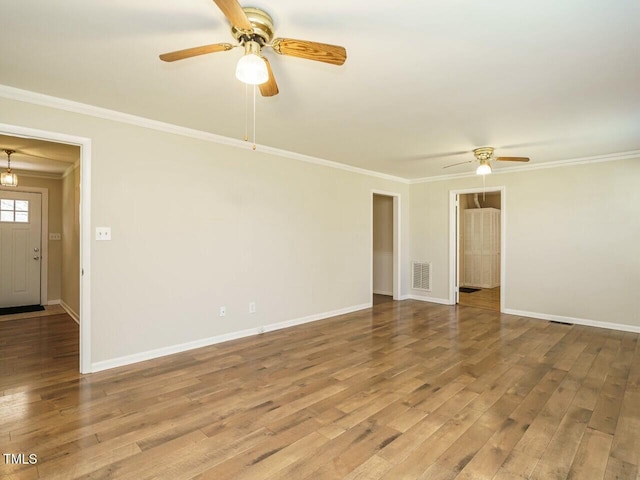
[371,190,401,305]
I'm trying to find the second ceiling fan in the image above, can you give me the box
[444,147,530,175]
[159,0,347,97]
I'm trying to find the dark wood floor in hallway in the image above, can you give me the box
[1,301,639,479]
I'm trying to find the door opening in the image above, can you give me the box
[449,187,505,312]
[0,125,90,373]
[371,190,401,304]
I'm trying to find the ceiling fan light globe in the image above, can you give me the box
[476,163,492,176]
[236,54,269,85]
[1,171,18,187]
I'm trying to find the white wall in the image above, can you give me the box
[410,158,640,330]
[0,95,410,369]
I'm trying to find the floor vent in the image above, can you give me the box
[412,262,432,291]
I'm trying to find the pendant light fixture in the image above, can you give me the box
[1,149,18,187]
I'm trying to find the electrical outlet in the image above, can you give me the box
[95,227,111,241]
[219,306,226,317]
[249,302,256,314]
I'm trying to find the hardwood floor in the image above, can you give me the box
[1,301,639,479]
[458,287,500,312]
[0,304,65,323]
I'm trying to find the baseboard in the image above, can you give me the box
[503,308,640,334]
[405,294,452,305]
[90,303,372,373]
[47,299,61,305]
[373,290,393,296]
[60,300,80,325]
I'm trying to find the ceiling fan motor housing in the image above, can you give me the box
[473,147,494,162]
[231,7,274,45]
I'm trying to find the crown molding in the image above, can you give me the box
[409,150,640,184]
[0,84,409,184]
[2,85,636,186]
[8,169,63,180]
[62,159,79,179]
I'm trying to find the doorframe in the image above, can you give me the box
[448,186,506,312]
[370,190,401,301]
[0,186,48,306]
[0,122,92,374]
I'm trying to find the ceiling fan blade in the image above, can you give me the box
[259,57,279,97]
[271,38,347,66]
[443,160,472,169]
[495,156,530,162]
[212,0,253,30]
[159,43,233,62]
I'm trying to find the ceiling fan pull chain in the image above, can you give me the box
[244,83,249,142]
[252,84,257,150]
[483,175,486,201]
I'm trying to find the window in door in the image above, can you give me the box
[0,198,29,223]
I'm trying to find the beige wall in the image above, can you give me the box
[3,93,638,370]
[3,175,63,301]
[0,96,410,366]
[410,158,640,328]
[372,194,393,295]
[61,165,80,316]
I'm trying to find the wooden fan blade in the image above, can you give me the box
[271,38,347,66]
[212,0,252,30]
[159,43,233,62]
[495,156,530,162]
[259,57,279,97]
[443,160,472,169]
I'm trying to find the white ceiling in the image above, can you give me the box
[1,0,639,179]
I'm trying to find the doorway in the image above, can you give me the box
[0,125,91,373]
[449,187,505,312]
[371,190,401,303]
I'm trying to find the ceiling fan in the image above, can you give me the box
[444,147,530,175]
[159,0,347,97]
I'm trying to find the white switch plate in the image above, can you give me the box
[219,306,226,317]
[96,227,111,241]
[49,233,62,240]
[249,302,256,314]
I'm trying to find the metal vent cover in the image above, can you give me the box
[412,262,432,291]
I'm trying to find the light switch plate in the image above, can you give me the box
[49,233,62,240]
[96,227,111,241]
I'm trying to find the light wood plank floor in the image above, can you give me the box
[458,287,500,312]
[1,301,639,479]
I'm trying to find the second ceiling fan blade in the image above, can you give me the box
[212,0,253,30]
[443,160,472,169]
[272,38,347,66]
[159,43,233,62]
[495,157,530,162]
[259,57,279,97]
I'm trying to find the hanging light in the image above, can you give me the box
[1,149,18,187]
[476,159,492,176]
[235,41,268,85]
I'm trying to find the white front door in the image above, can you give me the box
[0,191,42,307]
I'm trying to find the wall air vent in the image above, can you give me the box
[412,262,432,291]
